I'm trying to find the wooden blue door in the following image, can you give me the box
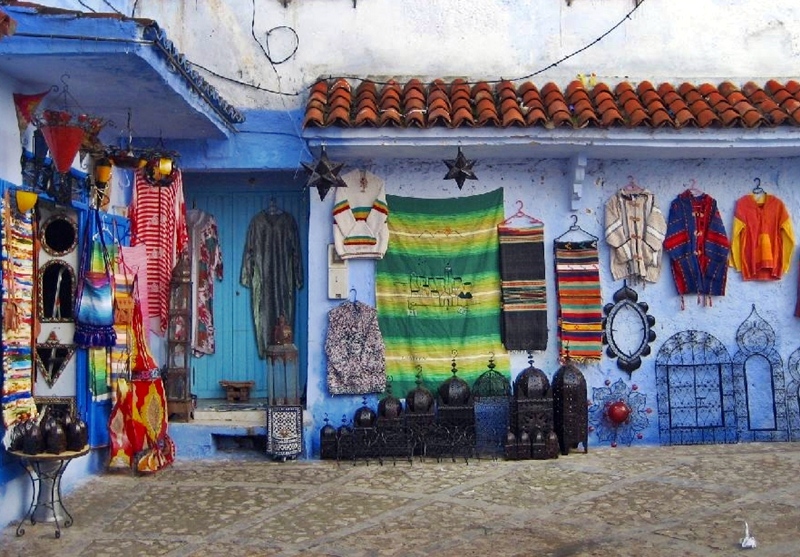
[182,173,309,401]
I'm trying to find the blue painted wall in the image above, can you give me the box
[181,171,309,400]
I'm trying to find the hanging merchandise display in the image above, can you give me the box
[107,284,174,473]
[663,187,730,307]
[332,169,389,260]
[73,207,117,348]
[554,217,603,363]
[240,206,303,358]
[186,208,224,356]
[730,180,794,281]
[129,168,189,335]
[604,177,667,284]
[325,296,386,395]
[497,201,547,351]
[375,189,509,396]
[1,186,38,444]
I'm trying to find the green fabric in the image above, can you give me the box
[376,189,509,397]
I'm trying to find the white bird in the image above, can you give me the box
[740,521,757,549]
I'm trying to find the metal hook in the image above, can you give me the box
[349,288,357,303]
[514,200,524,213]
[754,177,761,188]
[59,73,71,92]
[570,214,579,228]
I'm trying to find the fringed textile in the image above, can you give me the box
[1,186,37,445]
[554,240,603,362]
[498,223,547,351]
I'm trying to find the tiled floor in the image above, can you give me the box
[2,443,799,556]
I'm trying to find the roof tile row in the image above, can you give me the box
[303,78,800,130]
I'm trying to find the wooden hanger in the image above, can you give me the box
[622,175,644,194]
[686,178,703,196]
[555,214,599,241]
[501,200,542,225]
[266,197,282,215]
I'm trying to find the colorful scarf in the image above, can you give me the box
[1,185,38,445]
[554,240,603,362]
[376,189,509,396]
[498,223,547,351]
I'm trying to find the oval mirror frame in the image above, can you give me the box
[601,283,656,375]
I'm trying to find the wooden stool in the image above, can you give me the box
[219,381,255,402]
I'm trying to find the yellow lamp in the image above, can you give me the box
[15,190,38,213]
[94,157,113,185]
[157,156,173,176]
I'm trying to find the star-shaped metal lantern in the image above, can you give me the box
[301,146,346,201]
[443,147,478,190]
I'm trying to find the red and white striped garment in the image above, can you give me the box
[129,169,189,336]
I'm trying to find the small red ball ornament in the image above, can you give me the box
[607,400,632,425]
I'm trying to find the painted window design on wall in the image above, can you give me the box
[655,330,737,445]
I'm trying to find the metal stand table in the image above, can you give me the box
[9,445,90,538]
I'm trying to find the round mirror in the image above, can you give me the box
[40,214,78,257]
[39,260,76,322]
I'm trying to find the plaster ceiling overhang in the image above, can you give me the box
[304,127,800,162]
[0,4,243,145]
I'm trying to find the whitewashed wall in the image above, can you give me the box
[0,79,22,185]
[38,0,800,110]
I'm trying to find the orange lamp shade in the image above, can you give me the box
[94,158,113,184]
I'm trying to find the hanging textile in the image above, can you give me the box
[332,169,390,259]
[240,210,303,358]
[107,283,173,472]
[498,223,547,351]
[663,190,730,306]
[604,187,666,284]
[1,185,38,444]
[186,208,223,356]
[554,239,603,362]
[74,207,117,348]
[108,377,175,473]
[730,192,794,281]
[130,168,189,335]
[376,189,509,396]
[325,300,386,395]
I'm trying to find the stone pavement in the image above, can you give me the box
[2,442,800,557]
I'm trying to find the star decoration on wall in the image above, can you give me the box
[301,146,346,200]
[443,147,478,190]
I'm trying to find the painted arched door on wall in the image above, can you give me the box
[732,305,789,442]
[182,173,309,402]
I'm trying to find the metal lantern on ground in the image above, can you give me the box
[473,354,511,457]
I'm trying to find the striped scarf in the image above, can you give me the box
[554,240,602,362]
[376,189,509,396]
[498,223,547,351]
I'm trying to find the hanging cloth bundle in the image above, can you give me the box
[74,207,117,347]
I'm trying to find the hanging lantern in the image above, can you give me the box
[93,157,113,185]
[39,119,84,174]
[15,189,38,213]
[301,146,346,201]
[443,146,478,190]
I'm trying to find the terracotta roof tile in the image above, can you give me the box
[304,78,800,132]
[354,106,378,127]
